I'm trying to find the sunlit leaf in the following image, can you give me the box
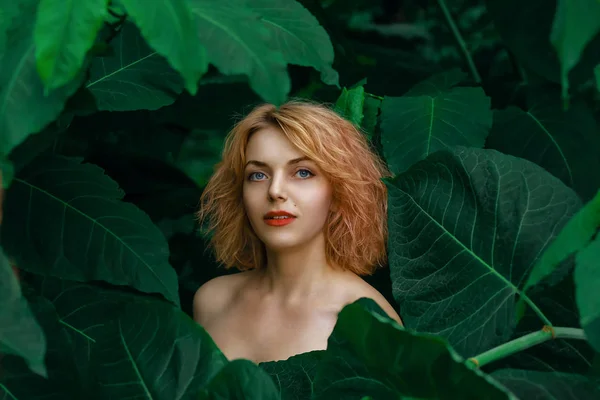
[34,0,108,90]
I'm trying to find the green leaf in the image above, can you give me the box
[575,236,600,353]
[550,0,600,105]
[0,0,86,157]
[0,0,19,54]
[260,351,324,400]
[0,295,82,399]
[189,0,289,105]
[1,277,228,399]
[312,298,515,399]
[386,147,582,356]
[0,249,46,377]
[0,155,180,306]
[596,64,600,92]
[518,190,600,311]
[199,359,280,400]
[362,94,381,138]
[485,90,600,202]
[380,73,492,175]
[334,85,365,127]
[34,0,108,91]
[119,0,208,95]
[86,22,184,111]
[94,298,228,399]
[492,369,600,399]
[246,0,339,87]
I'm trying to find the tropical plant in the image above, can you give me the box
[1,0,599,398]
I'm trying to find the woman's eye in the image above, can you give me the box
[296,169,314,178]
[248,172,265,181]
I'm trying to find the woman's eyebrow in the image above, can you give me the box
[245,156,311,168]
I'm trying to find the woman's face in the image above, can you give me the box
[242,126,334,251]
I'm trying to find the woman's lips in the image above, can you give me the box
[264,217,296,226]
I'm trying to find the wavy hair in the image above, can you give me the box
[197,99,393,276]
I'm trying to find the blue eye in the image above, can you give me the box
[248,172,266,181]
[296,169,314,178]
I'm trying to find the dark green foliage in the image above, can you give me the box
[1,0,600,399]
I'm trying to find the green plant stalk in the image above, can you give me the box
[469,327,586,368]
[436,0,482,84]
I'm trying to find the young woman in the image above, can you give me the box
[194,100,402,364]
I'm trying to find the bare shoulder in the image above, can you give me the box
[340,272,404,326]
[193,271,251,326]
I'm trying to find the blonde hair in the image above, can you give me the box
[197,99,393,276]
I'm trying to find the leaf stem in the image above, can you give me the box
[436,0,481,84]
[468,326,586,368]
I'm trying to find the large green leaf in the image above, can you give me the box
[246,0,339,87]
[86,22,184,111]
[260,351,324,400]
[518,190,600,309]
[199,359,280,400]
[119,0,208,95]
[575,236,600,353]
[34,0,108,91]
[0,155,180,306]
[189,0,289,105]
[93,297,228,399]
[550,0,600,103]
[0,295,83,399]
[0,249,46,377]
[386,147,581,356]
[380,72,492,175]
[1,278,227,399]
[0,0,85,157]
[485,90,600,202]
[492,369,600,399]
[312,298,514,399]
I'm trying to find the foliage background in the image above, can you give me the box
[1,0,600,399]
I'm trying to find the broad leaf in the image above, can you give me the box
[492,369,600,399]
[34,0,108,90]
[550,0,600,104]
[199,359,280,400]
[260,351,324,400]
[575,236,600,353]
[334,85,365,127]
[0,295,82,399]
[0,249,46,377]
[1,155,180,306]
[1,278,227,399]
[386,147,581,356]
[362,94,381,138]
[519,190,600,308]
[246,0,339,87]
[86,22,184,111]
[380,73,492,175]
[189,0,289,105]
[312,298,514,399]
[485,90,600,202]
[94,297,228,399]
[119,0,208,95]
[596,64,600,91]
[0,0,86,157]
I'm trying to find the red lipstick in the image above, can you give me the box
[264,210,296,226]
